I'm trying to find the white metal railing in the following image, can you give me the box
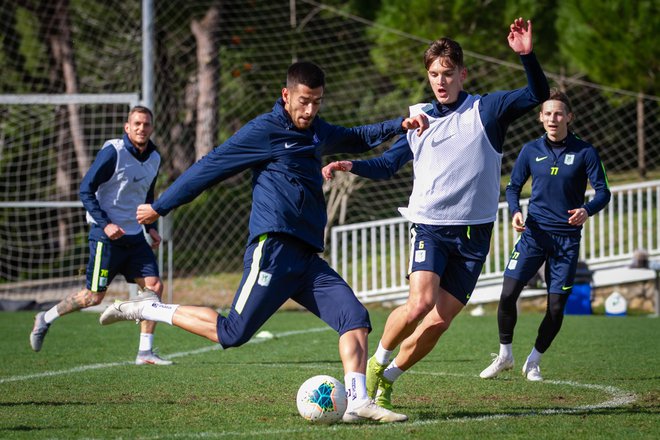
[330,180,660,303]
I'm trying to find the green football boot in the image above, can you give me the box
[366,356,387,399]
[375,377,394,410]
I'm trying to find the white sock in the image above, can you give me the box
[499,343,513,359]
[374,341,393,365]
[138,333,153,352]
[141,303,179,325]
[527,347,543,364]
[344,372,368,411]
[383,359,404,383]
[43,307,60,324]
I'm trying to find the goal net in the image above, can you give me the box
[0,94,139,308]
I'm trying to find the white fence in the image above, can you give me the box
[330,180,660,304]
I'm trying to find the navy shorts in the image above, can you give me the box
[504,224,581,294]
[86,230,159,292]
[409,223,493,305]
[217,233,371,348]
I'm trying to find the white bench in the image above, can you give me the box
[469,282,545,305]
[469,267,657,305]
[591,267,656,288]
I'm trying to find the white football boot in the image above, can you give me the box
[99,294,160,325]
[522,359,543,381]
[342,400,408,423]
[480,353,514,379]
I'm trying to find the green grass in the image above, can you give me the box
[1,309,658,439]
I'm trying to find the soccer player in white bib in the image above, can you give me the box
[322,18,549,409]
[479,89,610,381]
[29,106,170,366]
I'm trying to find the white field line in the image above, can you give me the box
[1,325,638,438]
[0,326,331,384]
[136,370,637,439]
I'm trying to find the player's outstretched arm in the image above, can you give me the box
[322,160,353,180]
[507,17,533,55]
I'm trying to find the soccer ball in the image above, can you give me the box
[296,375,347,424]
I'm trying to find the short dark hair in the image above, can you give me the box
[128,105,153,123]
[286,61,325,89]
[547,88,572,114]
[424,37,464,70]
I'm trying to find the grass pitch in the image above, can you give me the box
[1,308,658,439]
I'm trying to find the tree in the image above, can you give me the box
[557,0,658,95]
[36,0,87,254]
[366,0,563,93]
[557,0,659,177]
[191,6,220,161]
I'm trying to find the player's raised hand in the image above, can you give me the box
[402,113,429,136]
[322,160,353,180]
[137,203,160,225]
[507,17,533,55]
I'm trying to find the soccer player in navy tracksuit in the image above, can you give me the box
[100,62,429,423]
[30,106,171,365]
[480,89,611,381]
[322,18,549,409]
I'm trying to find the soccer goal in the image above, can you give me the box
[0,93,140,309]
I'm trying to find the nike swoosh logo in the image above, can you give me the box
[430,133,455,148]
[535,156,548,162]
[561,285,573,291]
[284,142,298,149]
[133,176,147,183]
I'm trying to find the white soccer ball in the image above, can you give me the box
[296,375,347,424]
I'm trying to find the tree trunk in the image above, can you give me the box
[637,92,646,178]
[191,6,220,160]
[48,0,89,176]
[41,0,86,254]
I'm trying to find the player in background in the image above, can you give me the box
[322,18,549,409]
[480,89,610,381]
[100,61,428,423]
[29,106,170,366]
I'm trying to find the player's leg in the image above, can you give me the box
[481,228,545,378]
[293,256,407,423]
[100,294,221,342]
[374,224,490,408]
[396,289,465,369]
[99,242,214,341]
[478,276,526,378]
[523,234,579,381]
[370,289,464,410]
[380,270,441,352]
[134,275,170,365]
[125,236,171,365]
[367,225,448,398]
[30,237,113,351]
[378,225,447,352]
[100,234,289,346]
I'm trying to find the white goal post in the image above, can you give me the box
[0,93,174,309]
